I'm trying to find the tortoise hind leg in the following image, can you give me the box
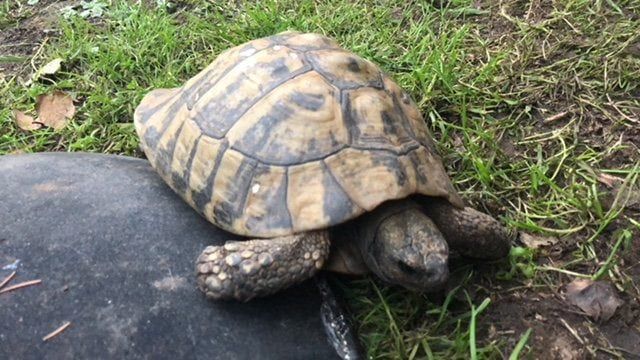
[421,197,514,260]
[196,230,330,301]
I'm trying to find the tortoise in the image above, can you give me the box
[134,32,512,301]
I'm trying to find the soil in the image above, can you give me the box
[476,257,640,359]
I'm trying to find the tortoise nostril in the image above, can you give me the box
[397,260,416,275]
[424,256,448,282]
[423,266,436,279]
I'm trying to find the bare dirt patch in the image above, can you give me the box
[0,1,69,79]
[482,283,640,359]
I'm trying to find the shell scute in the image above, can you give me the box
[323,148,414,211]
[190,46,311,139]
[226,72,347,166]
[204,148,257,230]
[306,49,383,90]
[272,32,341,51]
[343,86,417,153]
[182,38,273,109]
[242,165,292,235]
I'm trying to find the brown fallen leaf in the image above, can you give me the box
[597,173,624,188]
[565,278,623,322]
[519,232,559,249]
[35,91,75,130]
[25,58,64,86]
[601,180,640,211]
[38,58,63,77]
[13,110,42,131]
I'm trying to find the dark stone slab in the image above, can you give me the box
[0,153,357,360]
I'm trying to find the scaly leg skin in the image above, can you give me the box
[422,197,514,260]
[196,230,330,301]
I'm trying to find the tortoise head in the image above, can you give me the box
[359,202,449,292]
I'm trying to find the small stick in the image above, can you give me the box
[543,111,570,124]
[42,321,71,342]
[0,271,16,290]
[0,279,42,294]
[559,318,584,345]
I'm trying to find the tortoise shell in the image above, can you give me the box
[134,32,463,238]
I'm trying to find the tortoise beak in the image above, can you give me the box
[400,253,449,292]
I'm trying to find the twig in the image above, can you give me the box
[0,279,42,294]
[539,266,590,278]
[42,321,71,342]
[524,0,534,21]
[0,42,40,49]
[0,271,16,290]
[543,111,570,124]
[559,318,584,345]
[29,38,49,72]
[606,94,640,124]
[559,317,597,360]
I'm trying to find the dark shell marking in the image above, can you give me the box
[134,31,463,237]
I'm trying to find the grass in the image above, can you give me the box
[1,0,639,358]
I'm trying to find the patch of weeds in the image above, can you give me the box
[498,246,537,280]
[340,274,506,359]
[61,0,110,19]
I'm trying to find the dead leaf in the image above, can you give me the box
[520,232,558,249]
[601,181,640,211]
[565,278,623,322]
[27,58,63,85]
[597,173,624,188]
[38,58,63,76]
[35,91,75,130]
[13,110,42,131]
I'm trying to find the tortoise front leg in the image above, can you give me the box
[421,198,514,260]
[196,230,330,301]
